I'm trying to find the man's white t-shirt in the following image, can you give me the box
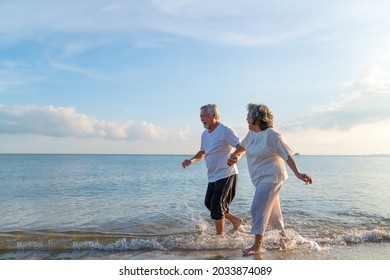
[240,128,293,186]
[200,123,240,183]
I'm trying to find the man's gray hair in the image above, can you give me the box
[200,104,220,121]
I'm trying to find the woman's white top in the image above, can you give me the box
[240,128,293,186]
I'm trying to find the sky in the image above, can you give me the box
[1,0,390,155]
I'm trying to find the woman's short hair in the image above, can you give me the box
[247,103,273,130]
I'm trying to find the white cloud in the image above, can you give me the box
[50,63,105,80]
[284,119,390,155]
[312,91,362,113]
[0,104,169,141]
[281,66,390,131]
[2,0,389,47]
[177,126,190,141]
[0,60,46,93]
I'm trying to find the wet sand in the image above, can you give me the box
[2,242,389,260]
[76,242,390,260]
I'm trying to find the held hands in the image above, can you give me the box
[227,154,238,166]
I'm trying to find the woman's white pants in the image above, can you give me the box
[251,182,285,235]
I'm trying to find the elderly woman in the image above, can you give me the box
[228,103,312,255]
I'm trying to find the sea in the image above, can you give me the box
[0,154,389,260]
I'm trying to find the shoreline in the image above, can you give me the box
[105,242,390,260]
[2,242,389,260]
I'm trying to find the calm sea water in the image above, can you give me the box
[0,154,389,259]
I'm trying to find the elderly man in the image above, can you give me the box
[182,104,243,235]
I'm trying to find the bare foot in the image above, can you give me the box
[279,237,292,250]
[236,227,251,234]
[242,246,263,256]
[233,218,243,231]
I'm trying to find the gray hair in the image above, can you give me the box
[200,104,220,121]
[247,103,273,130]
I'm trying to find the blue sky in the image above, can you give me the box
[1,0,390,155]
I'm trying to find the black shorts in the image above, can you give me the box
[204,174,237,220]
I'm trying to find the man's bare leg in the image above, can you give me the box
[225,212,243,231]
[214,219,224,235]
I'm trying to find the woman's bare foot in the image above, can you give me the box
[242,234,263,255]
[279,237,292,250]
[242,245,263,256]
